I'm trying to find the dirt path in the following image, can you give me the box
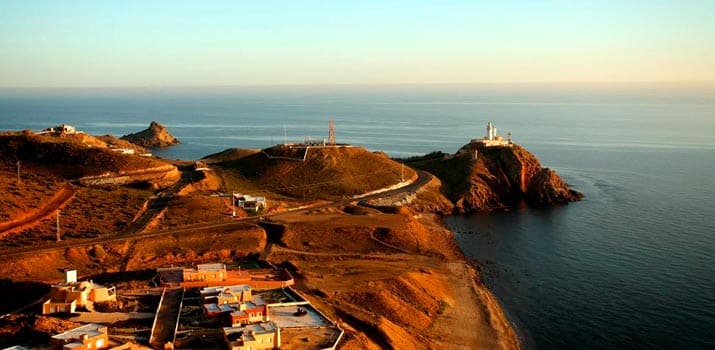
[428,262,520,350]
[0,184,74,239]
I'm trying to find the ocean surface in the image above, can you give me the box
[1,83,714,349]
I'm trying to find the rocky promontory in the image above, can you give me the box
[121,121,180,148]
[406,141,583,213]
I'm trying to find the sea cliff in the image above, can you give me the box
[407,142,583,213]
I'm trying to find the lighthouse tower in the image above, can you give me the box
[486,122,497,141]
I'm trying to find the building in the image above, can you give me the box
[223,322,280,350]
[233,193,266,212]
[183,263,226,282]
[203,303,235,317]
[157,263,255,287]
[51,323,109,350]
[229,304,270,326]
[42,270,116,314]
[109,148,135,155]
[201,285,253,305]
[41,124,77,135]
[201,285,269,326]
[472,122,511,147]
[157,263,229,284]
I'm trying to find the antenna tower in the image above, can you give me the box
[328,119,336,145]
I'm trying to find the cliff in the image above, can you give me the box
[121,121,180,148]
[407,142,582,213]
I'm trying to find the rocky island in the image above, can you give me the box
[121,121,180,148]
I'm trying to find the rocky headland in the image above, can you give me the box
[0,129,585,349]
[121,121,180,148]
[406,141,583,213]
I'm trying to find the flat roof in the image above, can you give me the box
[52,323,106,340]
[195,263,226,271]
[269,304,331,328]
[224,322,276,336]
[204,303,234,313]
[200,284,251,296]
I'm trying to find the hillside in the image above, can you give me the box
[121,121,180,148]
[406,142,582,212]
[201,147,260,163]
[212,145,415,200]
[0,132,171,179]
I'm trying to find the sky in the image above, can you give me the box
[0,0,714,87]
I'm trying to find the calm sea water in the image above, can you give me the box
[1,84,714,349]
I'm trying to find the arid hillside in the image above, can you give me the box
[0,132,171,179]
[265,182,518,350]
[212,145,416,200]
[0,132,180,247]
[201,147,260,163]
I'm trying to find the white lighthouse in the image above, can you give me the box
[471,121,511,147]
[487,122,497,141]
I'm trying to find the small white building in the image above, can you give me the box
[233,193,266,212]
[472,122,511,147]
[42,270,116,314]
[40,124,77,135]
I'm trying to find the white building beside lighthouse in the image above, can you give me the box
[472,121,511,147]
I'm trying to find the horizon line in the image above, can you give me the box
[1,80,715,90]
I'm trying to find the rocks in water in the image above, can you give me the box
[121,121,180,148]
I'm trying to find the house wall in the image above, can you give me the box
[227,332,278,350]
[183,270,225,282]
[42,300,76,314]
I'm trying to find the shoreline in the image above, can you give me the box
[421,211,521,349]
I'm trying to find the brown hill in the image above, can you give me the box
[0,133,171,179]
[213,145,416,200]
[121,121,180,148]
[407,142,582,212]
[201,147,260,163]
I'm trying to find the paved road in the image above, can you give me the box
[0,171,432,258]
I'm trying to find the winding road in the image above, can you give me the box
[0,171,432,259]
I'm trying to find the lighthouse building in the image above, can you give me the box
[472,122,511,147]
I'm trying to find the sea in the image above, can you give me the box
[1,83,714,349]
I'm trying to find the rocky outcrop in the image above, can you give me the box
[407,142,582,213]
[121,121,180,148]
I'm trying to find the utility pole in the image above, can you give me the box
[16,160,21,184]
[283,123,287,145]
[56,209,61,242]
[231,191,236,217]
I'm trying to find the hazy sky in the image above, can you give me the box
[1,0,713,87]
